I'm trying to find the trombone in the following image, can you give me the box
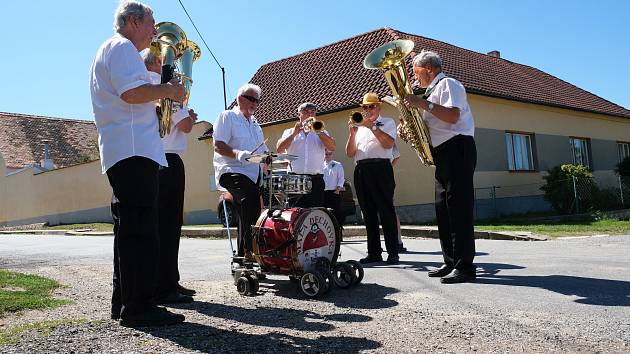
[302,117,325,133]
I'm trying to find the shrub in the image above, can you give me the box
[540,164,598,214]
[615,156,630,177]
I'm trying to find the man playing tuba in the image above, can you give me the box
[403,50,477,284]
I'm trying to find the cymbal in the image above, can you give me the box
[246,153,300,163]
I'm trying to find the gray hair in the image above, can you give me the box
[412,50,442,69]
[297,102,318,112]
[113,1,153,31]
[142,49,160,66]
[236,83,261,99]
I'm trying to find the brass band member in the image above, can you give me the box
[277,102,336,207]
[144,51,198,303]
[213,84,268,259]
[90,0,185,327]
[322,149,345,224]
[346,93,400,265]
[404,50,477,284]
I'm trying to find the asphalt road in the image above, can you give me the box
[1,234,629,352]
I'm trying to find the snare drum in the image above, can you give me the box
[263,173,312,195]
[252,207,340,274]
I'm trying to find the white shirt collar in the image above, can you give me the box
[427,72,447,91]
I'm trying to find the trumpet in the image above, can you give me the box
[348,111,365,127]
[302,117,325,133]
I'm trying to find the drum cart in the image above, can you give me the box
[227,152,363,298]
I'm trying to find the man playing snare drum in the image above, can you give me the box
[213,83,269,259]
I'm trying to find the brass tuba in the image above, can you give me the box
[363,40,434,166]
[302,117,325,133]
[152,22,201,138]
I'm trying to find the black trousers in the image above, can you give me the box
[324,190,342,224]
[293,174,324,208]
[354,159,398,257]
[219,173,261,256]
[157,153,185,297]
[432,135,477,274]
[107,156,160,318]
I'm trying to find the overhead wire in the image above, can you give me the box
[177,0,228,109]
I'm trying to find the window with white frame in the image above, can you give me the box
[618,142,630,162]
[505,132,534,171]
[570,137,590,168]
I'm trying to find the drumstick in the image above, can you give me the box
[251,138,268,153]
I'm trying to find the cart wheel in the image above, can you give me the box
[314,257,332,274]
[321,271,333,294]
[300,272,326,298]
[246,274,259,295]
[345,260,364,285]
[236,276,250,296]
[332,263,357,289]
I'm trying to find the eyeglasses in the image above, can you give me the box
[242,95,260,104]
[362,104,377,109]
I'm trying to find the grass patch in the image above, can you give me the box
[0,270,71,316]
[476,218,630,237]
[44,223,113,232]
[0,318,87,345]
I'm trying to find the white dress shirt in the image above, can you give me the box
[90,33,166,173]
[353,116,397,163]
[423,72,475,147]
[213,107,268,186]
[323,160,345,191]
[280,128,329,174]
[149,72,189,155]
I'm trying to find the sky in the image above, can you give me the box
[2,0,629,124]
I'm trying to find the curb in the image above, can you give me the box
[1,226,547,241]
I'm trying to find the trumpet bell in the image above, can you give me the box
[303,117,325,133]
[348,111,364,127]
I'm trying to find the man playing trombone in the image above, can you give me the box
[276,102,336,208]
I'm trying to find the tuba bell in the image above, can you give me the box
[152,22,201,138]
[302,117,325,133]
[364,39,434,166]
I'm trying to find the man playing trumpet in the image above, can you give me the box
[346,93,399,265]
[277,102,336,208]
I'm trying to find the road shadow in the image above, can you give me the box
[359,259,516,274]
[137,321,381,353]
[475,274,630,306]
[177,301,371,332]
[254,278,399,310]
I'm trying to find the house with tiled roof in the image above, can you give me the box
[0,112,100,174]
[210,27,630,221]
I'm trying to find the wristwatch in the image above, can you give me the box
[427,102,435,113]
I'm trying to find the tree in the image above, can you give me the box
[540,164,597,214]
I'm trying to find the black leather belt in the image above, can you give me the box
[356,158,389,165]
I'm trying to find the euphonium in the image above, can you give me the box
[363,40,434,166]
[348,111,365,127]
[152,22,200,138]
[302,117,325,133]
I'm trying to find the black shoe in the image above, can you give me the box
[440,269,476,284]
[177,283,196,296]
[398,243,408,253]
[156,292,194,305]
[428,264,454,278]
[359,254,383,264]
[119,306,184,327]
[386,255,399,265]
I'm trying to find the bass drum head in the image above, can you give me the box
[294,208,341,273]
